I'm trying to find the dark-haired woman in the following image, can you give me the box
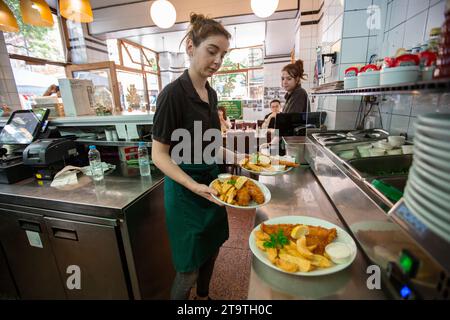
[218,106,232,132]
[152,13,232,300]
[282,59,310,113]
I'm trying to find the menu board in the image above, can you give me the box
[218,100,242,120]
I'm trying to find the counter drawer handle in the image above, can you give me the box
[19,220,41,233]
[52,228,78,241]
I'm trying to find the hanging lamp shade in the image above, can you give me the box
[150,0,176,29]
[251,0,279,18]
[21,0,54,27]
[0,0,19,32]
[60,0,93,23]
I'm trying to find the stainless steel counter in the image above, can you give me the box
[247,167,387,300]
[0,169,165,218]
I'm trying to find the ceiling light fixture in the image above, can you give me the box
[150,0,176,29]
[21,0,54,27]
[0,0,19,32]
[60,0,94,23]
[251,0,279,18]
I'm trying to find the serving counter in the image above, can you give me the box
[246,137,447,300]
[247,167,387,300]
[0,168,174,300]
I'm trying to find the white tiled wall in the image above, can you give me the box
[0,33,20,112]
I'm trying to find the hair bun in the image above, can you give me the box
[295,59,304,70]
[190,13,206,24]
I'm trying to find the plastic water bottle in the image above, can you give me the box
[138,142,151,177]
[88,145,104,181]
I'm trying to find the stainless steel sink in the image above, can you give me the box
[347,155,413,179]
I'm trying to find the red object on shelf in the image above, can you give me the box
[344,66,359,77]
[419,51,438,67]
[360,64,381,72]
[384,57,396,68]
[394,54,420,67]
[435,9,450,79]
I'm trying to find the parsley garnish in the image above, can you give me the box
[263,229,289,249]
[228,179,236,185]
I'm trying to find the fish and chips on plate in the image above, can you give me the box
[249,216,357,276]
[209,175,271,209]
[239,153,299,176]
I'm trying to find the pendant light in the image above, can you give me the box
[251,0,279,18]
[21,0,54,27]
[0,0,19,32]
[60,0,93,23]
[150,0,176,29]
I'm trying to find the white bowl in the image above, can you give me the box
[388,136,406,147]
[357,71,380,88]
[401,145,414,154]
[344,77,358,89]
[380,66,420,85]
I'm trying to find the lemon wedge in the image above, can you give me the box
[290,225,309,239]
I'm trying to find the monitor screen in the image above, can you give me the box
[275,112,327,136]
[0,110,47,145]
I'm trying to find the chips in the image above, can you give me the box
[211,175,265,207]
[254,224,334,273]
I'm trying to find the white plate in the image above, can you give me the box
[414,130,450,152]
[404,188,450,243]
[209,177,271,210]
[249,216,357,276]
[415,123,450,141]
[239,156,296,176]
[407,169,450,222]
[417,113,450,129]
[414,150,450,173]
[240,164,294,176]
[414,158,450,187]
[414,136,449,163]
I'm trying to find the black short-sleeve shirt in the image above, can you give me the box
[152,70,221,160]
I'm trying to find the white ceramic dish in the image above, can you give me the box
[422,66,435,81]
[209,177,271,210]
[413,129,450,153]
[415,123,450,141]
[409,166,450,213]
[414,135,449,163]
[404,192,450,243]
[373,140,394,150]
[414,157,450,187]
[344,77,358,89]
[357,71,380,88]
[239,157,295,176]
[414,151,450,175]
[388,136,406,147]
[380,66,420,85]
[401,145,414,155]
[248,216,357,276]
[417,113,450,129]
[369,148,385,157]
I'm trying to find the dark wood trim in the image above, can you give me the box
[8,54,69,67]
[69,37,108,48]
[301,1,324,16]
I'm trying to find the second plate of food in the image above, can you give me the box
[239,153,298,176]
[209,175,271,210]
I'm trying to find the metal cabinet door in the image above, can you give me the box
[44,217,129,299]
[0,209,66,299]
[0,244,18,299]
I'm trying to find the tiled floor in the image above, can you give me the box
[190,207,256,300]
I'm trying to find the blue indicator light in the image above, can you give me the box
[400,285,411,299]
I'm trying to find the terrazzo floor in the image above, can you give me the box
[189,207,256,300]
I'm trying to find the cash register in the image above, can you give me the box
[0,109,78,183]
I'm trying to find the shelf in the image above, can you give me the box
[0,114,154,127]
[75,139,152,147]
[310,79,450,97]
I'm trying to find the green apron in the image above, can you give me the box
[164,163,229,272]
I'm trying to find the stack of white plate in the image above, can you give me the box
[403,113,450,243]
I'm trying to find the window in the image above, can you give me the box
[3,0,68,110]
[3,1,66,62]
[211,46,264,101]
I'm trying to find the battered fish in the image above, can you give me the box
[245,180,265,204]
[236,186,251,206]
